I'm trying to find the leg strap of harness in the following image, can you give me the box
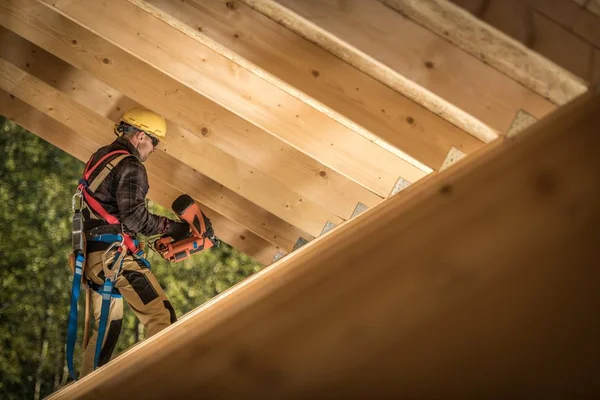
[94,247,126,370]
[66,251,85,381]
[94,277,115,370]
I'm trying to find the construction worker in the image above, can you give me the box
[75,107,191,377]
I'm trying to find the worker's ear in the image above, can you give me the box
[135,130,146,142]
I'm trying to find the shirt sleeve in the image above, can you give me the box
[114,157,174,236]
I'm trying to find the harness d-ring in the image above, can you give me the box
[101,235,125,273]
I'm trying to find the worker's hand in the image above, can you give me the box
[169,221,192,242]
[204,224,214,239]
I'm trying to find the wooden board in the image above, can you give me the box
[382,0,587,105]
[0,90,280,265]
[38,0,428,196]
[0,28,344,236]
[588,0,600,17]
[481,0,595,81]
[449,0,598,83]
[0,0,384,220]
[594,48,600,83]
[257,0,557,135]
[0,56,312,252]
[47,89,600,399]
[142,0,483,172]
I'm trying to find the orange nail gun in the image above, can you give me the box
[154,194,220,262]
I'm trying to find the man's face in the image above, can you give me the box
[134,130,158,162]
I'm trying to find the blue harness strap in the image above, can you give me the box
[90,233,125,244]
[135,249,151,269]
[92,240,147,369]
[93,240,125,370]
[94,274,118,369]
[66,251,85,380]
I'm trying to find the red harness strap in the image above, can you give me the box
[79,150,139,254]
[84,150,128,181]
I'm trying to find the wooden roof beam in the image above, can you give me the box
[36,0,428,196]
[246,0,560,138]
[0,27,345,237]
[0,55,310,253]
[48,88,600,399]
[0,0,384,221]
[135,0,483,172]
[380,0,588,104]
[0,91,280,265]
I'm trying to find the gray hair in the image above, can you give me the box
[115,122,140,140]
[121,129,138,140]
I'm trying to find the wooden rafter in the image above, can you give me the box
[246,0,559,137]
[135,0,483,172]
[0,28,346,237]
[36,0,429,196]
[0,0,385,227]
[380,0,588,104]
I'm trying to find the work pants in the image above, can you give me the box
[79,249,176,378]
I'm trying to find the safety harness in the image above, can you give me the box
[67,150,149,380]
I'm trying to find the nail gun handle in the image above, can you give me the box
[171,194,215,241]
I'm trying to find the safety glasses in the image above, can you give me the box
[144,132,160,148]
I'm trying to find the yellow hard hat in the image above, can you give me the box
[118,107,167,143]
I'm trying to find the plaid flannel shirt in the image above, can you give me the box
[83,137,174,236]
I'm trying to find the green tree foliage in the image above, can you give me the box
[0,116,264,399]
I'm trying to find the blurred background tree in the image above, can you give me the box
[0,116,264,399]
